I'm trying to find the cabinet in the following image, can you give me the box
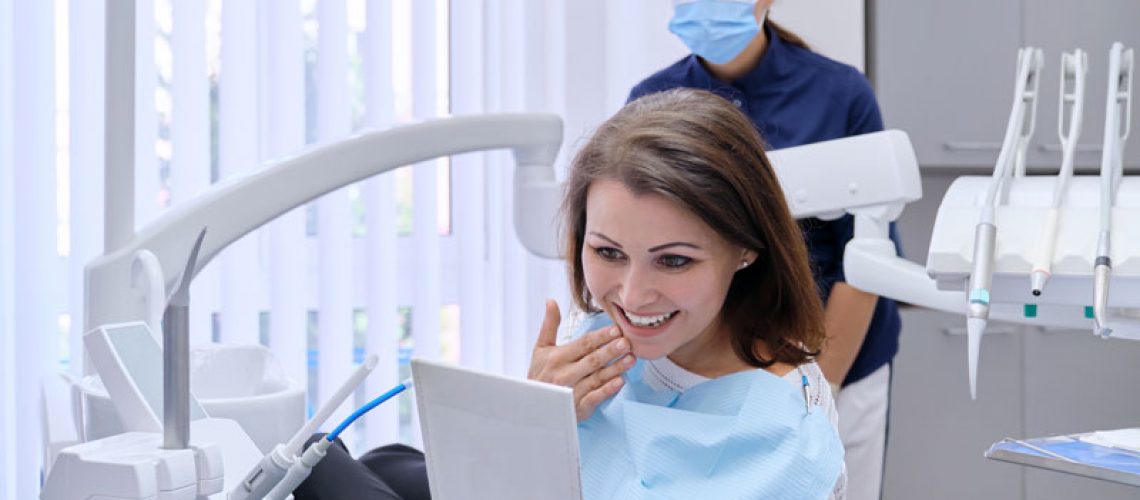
[871,0,1140,172]
[884,312,1140,500]
[1022,0,1140,172]
[883,307,1025,500]
[1021,327,1140,498]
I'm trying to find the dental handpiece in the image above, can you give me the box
[264,438,333,500]
[1033,50,1087,297]
[229,355,379,500]
[966,221,997,400]
[285,355,379,457]
[968,222,998,323]
[1093,232,1113,338]
[240,376,412,500]
[1028,211,1057,296]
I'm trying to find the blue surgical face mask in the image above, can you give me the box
[669,0,763,65]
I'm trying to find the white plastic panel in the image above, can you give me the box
[927,176,1140,337]
[767,129,923,219]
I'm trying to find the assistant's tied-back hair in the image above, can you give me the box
[562,88,825,368]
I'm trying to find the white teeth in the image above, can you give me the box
[623,309,676,327]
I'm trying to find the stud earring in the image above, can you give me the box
[738,260,751,270]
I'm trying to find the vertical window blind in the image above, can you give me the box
[0,1,687,497]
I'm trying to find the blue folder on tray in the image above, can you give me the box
[986,434,1140,487]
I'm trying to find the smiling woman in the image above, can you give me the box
[525,87,846,499]
[561,87,825,374]
[579,179,757,370]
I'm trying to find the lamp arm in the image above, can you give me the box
[86,113,563,332]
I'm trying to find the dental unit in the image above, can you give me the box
[41,3,566,494]
[45,109,565,498]
[925,43,1140,398]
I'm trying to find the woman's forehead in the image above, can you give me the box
[584,180,725,250]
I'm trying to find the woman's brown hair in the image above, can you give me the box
[562,88,825,368]
[767,19,810,50]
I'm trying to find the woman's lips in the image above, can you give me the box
[613,305,678,339]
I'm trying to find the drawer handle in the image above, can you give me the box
[942,326,1017,336]
[943,141,1002,151]
[1038,143,1103,153]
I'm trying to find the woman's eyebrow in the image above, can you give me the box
[648,242,702,253]
[587,231,622,249]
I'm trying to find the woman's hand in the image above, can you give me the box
[528,300,636,421]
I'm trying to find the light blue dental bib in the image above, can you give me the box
[572,317,843,499]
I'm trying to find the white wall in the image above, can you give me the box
[581,0,865,155]
[769,0,865,72]
[607,0,866,106]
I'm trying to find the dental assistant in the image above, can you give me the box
[627,2,904,499]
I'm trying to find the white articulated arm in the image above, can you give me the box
[86,113,563,332]
[765,130,943,311]
[844,210,964,314]
[767,130,964,312]
[767,130,923,219]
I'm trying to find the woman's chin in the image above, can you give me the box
[628,343,669,361]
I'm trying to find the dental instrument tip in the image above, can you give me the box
[966,317,987,401]
[1029,270,1049,297]
[1092,261,1112,338]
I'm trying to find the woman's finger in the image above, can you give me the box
[533,299,562,349]
[576,376,625,421]
[552,324,622,364]
[572,353,635,400]
[560,336,630,384]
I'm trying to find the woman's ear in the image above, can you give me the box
[737,248,760,270]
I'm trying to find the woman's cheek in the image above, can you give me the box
[581,255,614,301]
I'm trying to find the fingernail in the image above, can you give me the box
[613,339,628,351]
[609,327,620,338]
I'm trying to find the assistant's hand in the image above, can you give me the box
[528,300,636,421]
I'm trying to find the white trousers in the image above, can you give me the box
[836,363,891,500]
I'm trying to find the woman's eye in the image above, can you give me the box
[658,255,692,269]
[595,247,624,261]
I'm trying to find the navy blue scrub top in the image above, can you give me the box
[628,24,902,386]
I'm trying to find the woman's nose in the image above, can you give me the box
[619,264,658,310]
